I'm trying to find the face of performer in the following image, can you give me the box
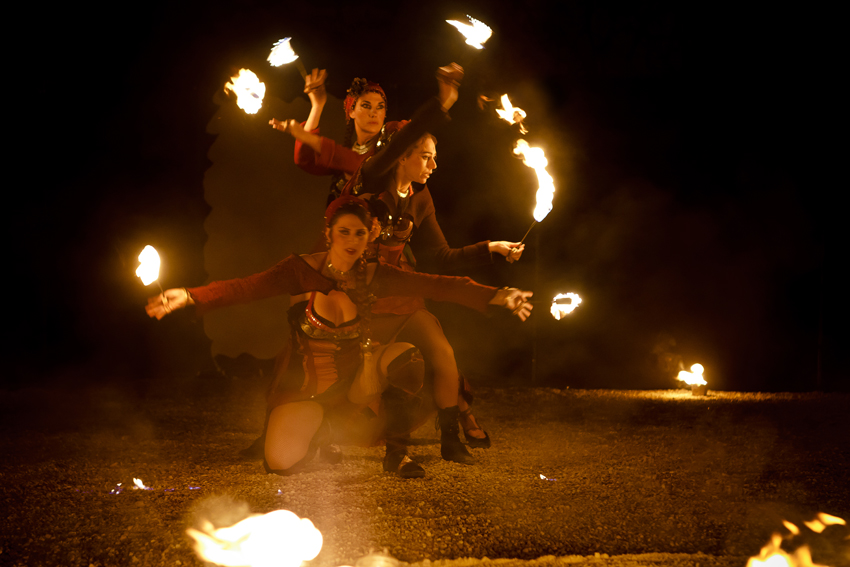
[398,135,437,184]
[326,213,371,265]
[349,92,386,138]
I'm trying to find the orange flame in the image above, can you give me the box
[224,69,265,114]
[551,293,582,320]
[186,509,322,567]
[268,38,298,67]
[676,363,707,386]
[804,512,846,534]
[513,139,555,222]
[135,245,160,286]
[747,514,845,567]
[446,15,492,49]
[496,94,527,134]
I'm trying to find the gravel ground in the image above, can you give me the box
[1,378,848,567]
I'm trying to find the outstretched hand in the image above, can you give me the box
[269,118,306,138]
[489,241,524,263]
[490,288,534,321]
[146,288,193,320]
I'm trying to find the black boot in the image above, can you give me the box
[383,436,425,478]
[437,406,474,465]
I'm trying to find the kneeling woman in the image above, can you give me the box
[146,196,532,477]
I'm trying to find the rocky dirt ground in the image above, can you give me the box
[1,377,848,567]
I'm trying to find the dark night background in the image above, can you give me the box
[11,1,845,394]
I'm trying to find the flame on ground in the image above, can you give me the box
[496,94,528,134]
[747,514,845,567]
[135,245,160,286]
[187,509,322,567]
[446,15,492,49]
[268,38,299,67]
[677,363,707,386]
[132,478,149,490]
[513,139,555,222]
[225,69,265,114]
[551,293,582,320]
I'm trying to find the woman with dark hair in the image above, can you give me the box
[270,69,391,203]
[146,194,533,478]
[270,63,524,462]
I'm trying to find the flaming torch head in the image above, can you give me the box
[496,94,528,133]
[551,293,582,320]
[676,363,707,386]
[513,139,555,222]
[135,245,160,286]
[446,15,492,49]
[268,37,299,67]
[224,69,265,114]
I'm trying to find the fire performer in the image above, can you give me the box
[146,195,532,478]
[270,69,387,203]
[270,64,523,459]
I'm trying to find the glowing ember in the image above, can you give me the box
[783,520,801,535]
[187,509,322,567]
[496,94,528,134]
[135,245,160,286]
[267,37,299,67]
[550,293,582,320]
[513,139,555,222]
[446,15,492,49]
[224,69,266,114]
[677,363,707,386]
[804,512,846,533]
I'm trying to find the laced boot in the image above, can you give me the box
[437,406,474,465]
[383,436,425,479]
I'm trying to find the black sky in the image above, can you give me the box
[12,1,845,392]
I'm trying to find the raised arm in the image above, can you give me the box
[359,63,463,184]
[303,68,327,131]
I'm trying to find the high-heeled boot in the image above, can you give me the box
[437,406,474,465]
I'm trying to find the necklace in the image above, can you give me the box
[352,141,371,155]
[327,259,354,280]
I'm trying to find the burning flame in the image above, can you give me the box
[446,15,492,49]
[804,513,846,533]
[268,38,299,67]
[133,478,149,490]
[551,293,582,320]
[677,363,707,386]
[187,509,322,567]
[136,245,160,286]
[746,513,847,567]
[496,94,528,134]
[513,139,555,222]
[224,69,266,114]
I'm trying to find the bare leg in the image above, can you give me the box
[265,401,324,472]
[348,342,419,405]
